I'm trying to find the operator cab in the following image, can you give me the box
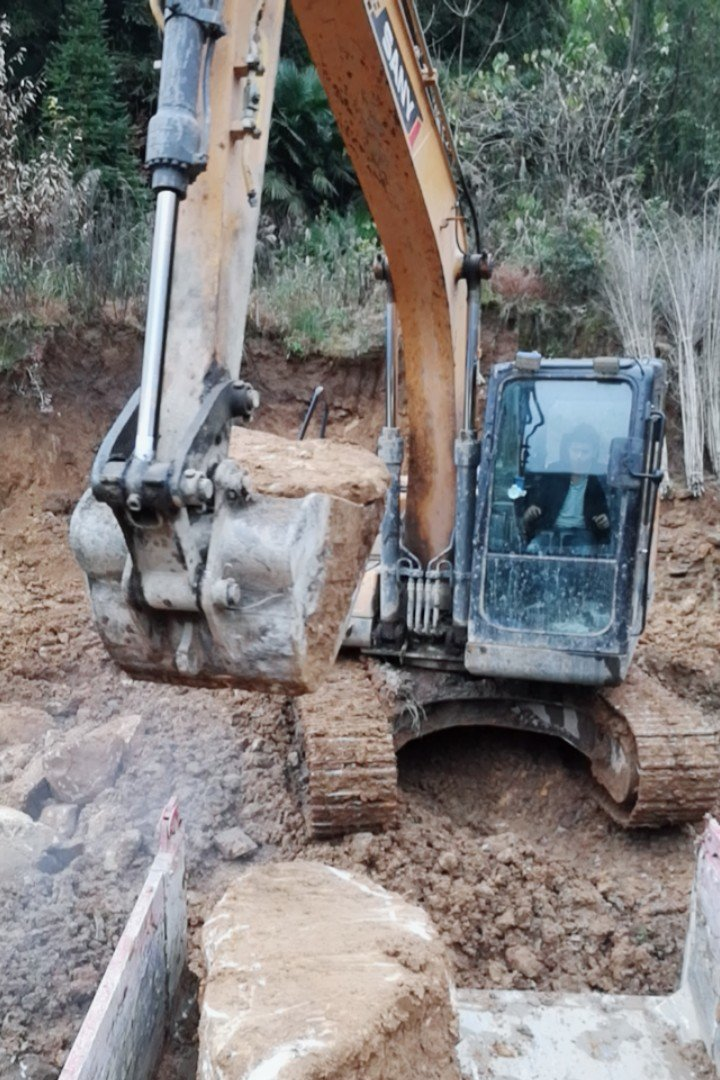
[467,358,665,687]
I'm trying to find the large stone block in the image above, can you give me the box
[199,861,461,1080]
[43,729,125,806]
[0,807,54,876]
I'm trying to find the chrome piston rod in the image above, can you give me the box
[134,189,179,463]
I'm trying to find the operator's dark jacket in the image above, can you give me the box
[522,471,610,543]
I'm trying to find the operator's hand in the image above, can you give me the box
[592,513,610,531]
[523,505,542,524]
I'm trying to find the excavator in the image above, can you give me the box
[70,0,718,837]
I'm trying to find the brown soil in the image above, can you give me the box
[0,321,718,1077]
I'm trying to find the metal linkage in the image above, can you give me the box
[135,190,178,463]
[451,253,490,627]
[401,559,452,637]
[374,258,406,626]
[146,0,226,196]
[135,0,226,465]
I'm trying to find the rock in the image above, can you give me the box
[486,960,511,986]
[214,826,258,861]
[39,802,79,841]
[348,831,375,865]
[438,850,459,874]
[43,730,125,805]
[45,698,81,719]
[103,829,143,873]
[112,714,146,759]
[41,491,74,516]
[540,918,563,945]
[0,705,53,748]
[230,427,389,506]
[85,806,118,840]
[0,743,35,784]
[0,806,55,875]
[15,1055,59,1079]
[199,861,461,1080]
[505,944,543,980]
[37,843,84,875]
[496,907,517,931]
[67,964,99,1006]
[4,754,51,818]
[678,594,698,617]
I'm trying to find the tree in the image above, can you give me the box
[417,0,568,71]
[265,60,358,225]
[45,0,140,193]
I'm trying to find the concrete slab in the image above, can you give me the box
[456,989,709,1079]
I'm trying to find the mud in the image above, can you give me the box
[0,321,718,1076]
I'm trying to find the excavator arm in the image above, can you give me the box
[70,0,486,692]
[294,0,472,560]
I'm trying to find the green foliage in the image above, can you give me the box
[105,0,161,123]
[45,0,141,193]
[1,2,64,88]
[416,0,567,73]
[252,209,383,356]
[564,0,720,194]
[537,213,604,303]
[265,60,358,226]
[0,17,76,253]
[281,9,310,67]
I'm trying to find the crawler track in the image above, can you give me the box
[293,660,398,837]
[593,669,720,826]
[294,659,719,836]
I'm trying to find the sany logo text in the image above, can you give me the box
[369,7,423,148]
[381,18,417,128]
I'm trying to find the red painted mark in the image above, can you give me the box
[408,118,422,149]
[160,796,181,851]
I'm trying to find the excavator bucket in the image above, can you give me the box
[71,430,389,694]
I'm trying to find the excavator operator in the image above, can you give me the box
[522,423,611,555]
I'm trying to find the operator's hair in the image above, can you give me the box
[567,423,600,452]
[558,423,601,467]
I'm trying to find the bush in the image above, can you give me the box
[252,210,383,356]
[0,17,76,254]
[45,0,141,193]
[0,17,149,372]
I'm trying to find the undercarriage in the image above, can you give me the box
[294,658,720,837]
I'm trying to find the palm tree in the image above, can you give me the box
[264,60,357,227]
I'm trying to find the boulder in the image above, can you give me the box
[213,826,258,861]
[230,427,389,506]
[43,730,125,806]
[39,802,79,841]
[199,861,461,1080]
[40,714,145,807]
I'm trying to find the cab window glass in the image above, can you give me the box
[482,377,633,636]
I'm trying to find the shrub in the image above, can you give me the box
[0,17,76,254]
[44,0,140,193]
[252,210,383,356]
